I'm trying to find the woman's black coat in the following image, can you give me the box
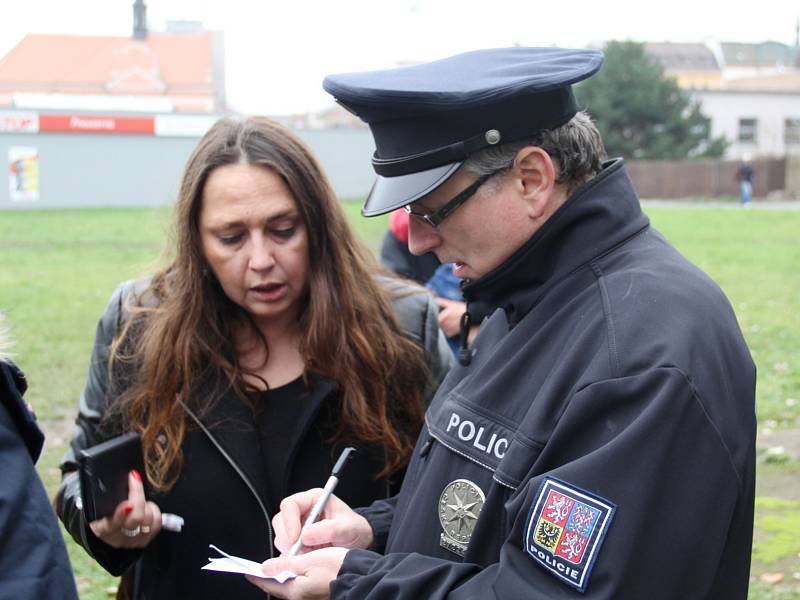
[55,278,452,599]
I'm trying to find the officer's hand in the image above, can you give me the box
[246,547,348,599]
[272,489,373,555]
[436,297,467,338]
[89,470,162,549]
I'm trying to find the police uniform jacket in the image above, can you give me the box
[0,359,78,600]
[56,277,451,600]
[334,159,757,599]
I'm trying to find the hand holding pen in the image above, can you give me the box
[248,448,375,595]
[271,447,374,556]
[287,447,356,556]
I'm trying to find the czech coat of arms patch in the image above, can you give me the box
[524,477,615,592]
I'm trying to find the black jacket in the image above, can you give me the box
[0,360,78,600]
[380,229,440,284]
[335,160,757,599]
[56,277,452,599]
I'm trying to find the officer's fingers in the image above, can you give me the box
[300,513,366,550]
[273,513,296,555]
[260,555,296,578]
[272,512,288,552]
[274,503,302,551]
[278,489,323,540]
[245,575,293,599]
[248,548,349,598]
[279,489,324,516]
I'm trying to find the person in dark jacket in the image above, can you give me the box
[735,156,755,206]
[380,208,440,284]
[380,208,488,357]
[0,316,78,600]
[55,116,452,600]
[253,48,757,600]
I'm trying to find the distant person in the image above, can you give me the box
[379,208,439,283]
[380,209,487,358]
[735,156,755,206]
[0,314,79,600]
[55,116,452,600]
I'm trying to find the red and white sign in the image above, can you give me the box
[38,114,155,134]
[0,111,39,133]
[0,111,218,137]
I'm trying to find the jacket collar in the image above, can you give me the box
[462,159,649,326]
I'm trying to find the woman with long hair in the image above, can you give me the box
[56,116,451,599]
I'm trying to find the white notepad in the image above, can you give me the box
[202,544,296,584]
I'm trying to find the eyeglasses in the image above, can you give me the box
[404,172,494,230]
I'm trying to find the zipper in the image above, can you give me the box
[181,401,275,568]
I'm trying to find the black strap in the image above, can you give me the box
[458,310,472,367]
[372,130,498,177]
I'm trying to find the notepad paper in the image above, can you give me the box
[202,544,296,583]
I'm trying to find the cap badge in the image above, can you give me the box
[438,478,485,557]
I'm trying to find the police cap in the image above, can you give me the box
[322,47,603,216]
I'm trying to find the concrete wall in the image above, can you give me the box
[0,128,376,210]
[294,128,375,201]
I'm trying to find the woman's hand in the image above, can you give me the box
[89,470,162,549]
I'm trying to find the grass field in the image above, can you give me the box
[0,201,798,598]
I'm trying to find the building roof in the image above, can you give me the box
[0,32,222,112]
[645,42,720,71]
[720,41,797,67]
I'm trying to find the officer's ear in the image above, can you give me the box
[513,147,559,220]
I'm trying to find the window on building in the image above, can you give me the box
[785,118,800,146]
[738,118,758,143]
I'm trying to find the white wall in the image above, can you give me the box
[694,89,800,159]
[0,127,376,209]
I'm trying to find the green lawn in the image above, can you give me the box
[0,202,797,599]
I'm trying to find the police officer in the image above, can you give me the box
[249,47,757,599]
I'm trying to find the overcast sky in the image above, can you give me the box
[1,0,798,115]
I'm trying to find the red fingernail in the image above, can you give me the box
[124,503,133,514]
[131,469,142,482]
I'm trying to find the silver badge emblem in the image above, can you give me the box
[438,478,485,557]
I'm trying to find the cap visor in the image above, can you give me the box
[362,162,462,217]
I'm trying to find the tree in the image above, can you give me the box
[576,40,727,160]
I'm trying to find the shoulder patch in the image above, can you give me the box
[523,477,616,593]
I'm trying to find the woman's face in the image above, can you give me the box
[199,163,310,331]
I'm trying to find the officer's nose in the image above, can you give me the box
[407,215,441,256]
[249,234,276,272]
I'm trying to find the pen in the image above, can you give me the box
[287,446,356,557]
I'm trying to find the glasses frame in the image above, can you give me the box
[404,172,495,230]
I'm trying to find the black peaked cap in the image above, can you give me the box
[323,47,604,216]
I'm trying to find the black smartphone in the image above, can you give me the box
[78,432,147,522]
